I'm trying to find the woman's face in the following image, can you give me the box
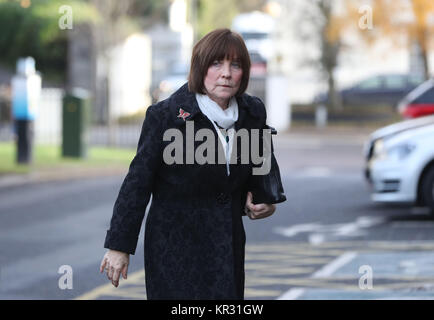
[203,58,243,109]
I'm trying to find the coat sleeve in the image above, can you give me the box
[104,105,163,255]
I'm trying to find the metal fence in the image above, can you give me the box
[90,124,142,148]
[35,88,63,145]
[0,76,267,148]
[0,87,143,148]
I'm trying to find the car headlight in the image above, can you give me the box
[372,140,416,161]
[387,143,416,160]
[372,139,386,159]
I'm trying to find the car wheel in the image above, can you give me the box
[421,166,434,214]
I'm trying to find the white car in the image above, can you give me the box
[365,116,434,213]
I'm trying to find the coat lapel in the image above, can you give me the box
[234,96,248,131]
[167,83,263,185]
[230,94,266,186]
[169,83,228,182]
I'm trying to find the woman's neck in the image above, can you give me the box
[206,94,229,110]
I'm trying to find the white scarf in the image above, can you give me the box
[195,93,239,175]
[195,93,238,129]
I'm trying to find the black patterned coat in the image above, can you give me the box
[104,83,286,299]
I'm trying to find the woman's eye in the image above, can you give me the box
[212,61,221,66]
[231,62,241,68]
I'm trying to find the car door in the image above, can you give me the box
[344,76,383,106]
[381,75,408,106]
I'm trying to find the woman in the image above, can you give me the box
[100,28,286,300]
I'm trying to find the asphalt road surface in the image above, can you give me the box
[1,128,434,300]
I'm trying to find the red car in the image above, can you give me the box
[398,78,434,118]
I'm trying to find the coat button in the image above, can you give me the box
[217,192,229,204]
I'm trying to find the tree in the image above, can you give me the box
[87,0,169,140]
[344,0,434,80]
[317,0,342,110]
[235,0,267,13]
[295,0,343,111]
[195,0,267,37]
[0,0,97,83]
[0,0,168,84]
[196,0,238,37]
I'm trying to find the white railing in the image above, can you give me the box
[35,88,64,145]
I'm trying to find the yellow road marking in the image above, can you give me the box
[75,269,145,300]
[76,241,434,300]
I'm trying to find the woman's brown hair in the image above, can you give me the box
[188,28,251,96]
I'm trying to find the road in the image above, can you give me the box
[1,128,434,300]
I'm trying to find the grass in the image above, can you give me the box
[0,142,136,175]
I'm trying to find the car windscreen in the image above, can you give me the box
[355,77,382,90]
[384,75,406,89]
[408,75,425,86]
[414,87,434,104]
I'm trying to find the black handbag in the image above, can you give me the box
[248,125,287,205]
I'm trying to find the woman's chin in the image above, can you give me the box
[216,90,236,99]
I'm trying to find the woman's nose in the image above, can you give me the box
[221,62,231,78]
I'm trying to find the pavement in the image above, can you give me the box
[0,166,128,189]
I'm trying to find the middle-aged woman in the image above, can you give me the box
[100,28,286,300]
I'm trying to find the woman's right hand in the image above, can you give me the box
[99,249,129,287]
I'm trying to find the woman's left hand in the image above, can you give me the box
[244,191,276,220]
